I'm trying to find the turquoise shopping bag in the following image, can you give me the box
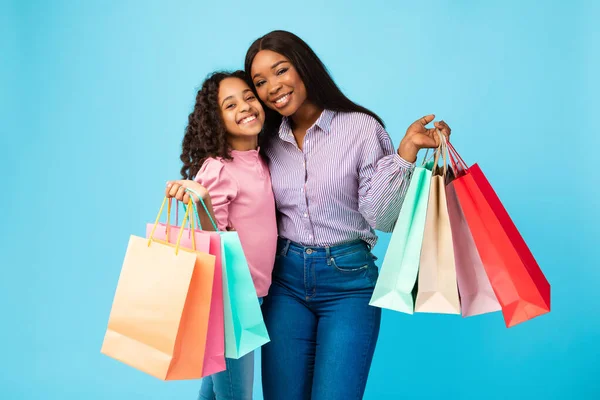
[369,161,433,314]
[188,194,269,359]
[220,232,270,359]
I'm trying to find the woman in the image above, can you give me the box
[245,30,451,400]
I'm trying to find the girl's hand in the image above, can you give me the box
[397,114,451,162]
[165,180,210,204]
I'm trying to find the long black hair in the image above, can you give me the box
[244,30,384,148]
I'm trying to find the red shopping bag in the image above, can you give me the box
[146,199,226,376]
[447,142,550,327]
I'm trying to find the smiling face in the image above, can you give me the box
[218,77,265,137]
[250,50,308,117]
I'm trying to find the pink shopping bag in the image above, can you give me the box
[446,179,501,317]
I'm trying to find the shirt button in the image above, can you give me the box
[303,213,308,218]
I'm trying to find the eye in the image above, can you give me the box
[276,68,288,76]
[255,80,266,88]
[225,103,235,110]
[245,95,256,102]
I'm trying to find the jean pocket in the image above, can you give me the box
[365,263,379,287]
[330,249,375,272]
[275,240,288,257]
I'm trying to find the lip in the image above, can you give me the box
[271,92,292,109]
[237,114,258,125]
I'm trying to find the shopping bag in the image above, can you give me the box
[446,180,501,317]
[447,141,550,327]
[201,232,225,375]
[145,199,225,376]
[369,162,433,314]
[102,198,215,380]
[188,199,270,360]
[415,134,461,314]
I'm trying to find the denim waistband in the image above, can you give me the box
[277,237,370,258]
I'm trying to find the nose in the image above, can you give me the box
[268,79,282,96]
[239,99,250,113]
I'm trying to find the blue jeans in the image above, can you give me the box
[198,298,263,400]
[261,239,381,400]
[198,352,254,400]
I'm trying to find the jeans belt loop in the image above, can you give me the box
[325,245,332,266]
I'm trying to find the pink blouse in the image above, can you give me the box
[195,149,277,297]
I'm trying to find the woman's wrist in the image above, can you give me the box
[398,141,418,163]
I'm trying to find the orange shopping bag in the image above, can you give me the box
[101,198,215,380]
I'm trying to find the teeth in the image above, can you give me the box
[239,116,256,124]
[275,94,290,104]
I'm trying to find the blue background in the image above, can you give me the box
[2,0,598,399]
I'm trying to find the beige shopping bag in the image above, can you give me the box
[414,133,461,314]
[101,198,215,380]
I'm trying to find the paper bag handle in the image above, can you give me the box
[184,188,220,232]
[446,140,468,172]
[148,197,197,254]
[431,130,449,177]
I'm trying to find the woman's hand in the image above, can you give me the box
[165,180,210,204]
[398,114,451,162]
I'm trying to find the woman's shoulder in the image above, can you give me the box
[331,110,383,131]
[329,111,386,143]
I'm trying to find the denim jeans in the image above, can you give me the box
[198,352,254,400]
[198,299,263,400]
[261,238,381,400]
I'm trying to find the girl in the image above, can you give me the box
[166,70,277,400]
[245,30,452,400]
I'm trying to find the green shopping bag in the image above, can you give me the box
[188,195,269,360]
[369,160,433,314]
[220,232,270,359]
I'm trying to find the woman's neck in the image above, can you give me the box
[291,102,323,132]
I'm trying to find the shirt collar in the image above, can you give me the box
[278,109,336,140]
[278,116,293,140]
[314,109,336,134]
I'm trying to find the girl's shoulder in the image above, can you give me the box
[195,157,237,190]
[197,157,226,177]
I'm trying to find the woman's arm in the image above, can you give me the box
[358,115,451,232]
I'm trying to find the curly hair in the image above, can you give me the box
[180,70,249,180]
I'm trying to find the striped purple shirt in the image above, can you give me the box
[265,109,415,247]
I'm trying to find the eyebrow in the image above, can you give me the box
[221,96,234,107]
[252,60,288,80]
[220,90,254,107]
